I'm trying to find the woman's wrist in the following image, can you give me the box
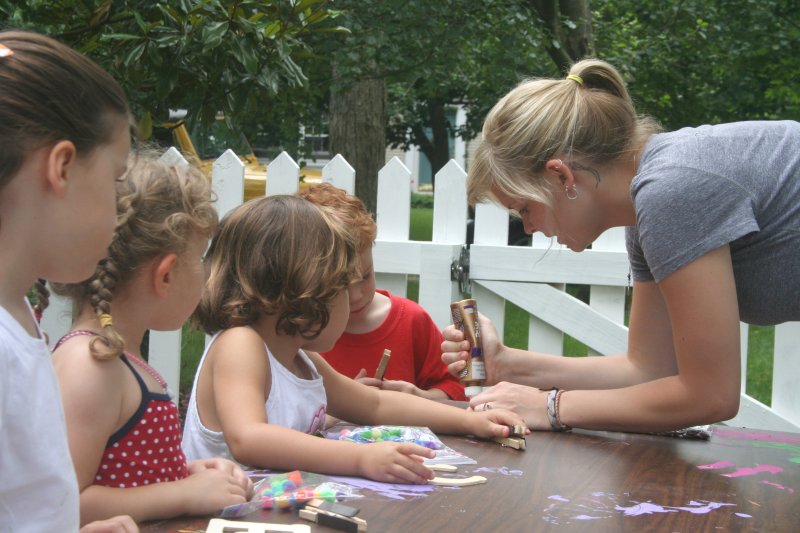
[545,389,571,432]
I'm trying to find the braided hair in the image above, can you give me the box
[51,148,217,359]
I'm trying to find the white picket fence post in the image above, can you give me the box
[39,148,800,431]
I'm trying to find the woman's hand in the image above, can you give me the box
[441,312,506,384]
[469,382,551,431]
[188,458,254,498]
[357,442,435,484]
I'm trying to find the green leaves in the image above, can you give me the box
[2,0,340,133]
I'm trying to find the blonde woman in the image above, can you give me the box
[442,59,800,434]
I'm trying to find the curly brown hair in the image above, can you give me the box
[298,183,377,254]
[193,195,359,339]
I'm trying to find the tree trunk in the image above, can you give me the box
[329,70,386,216]
[411,100,450,189]
[528,0,594,70]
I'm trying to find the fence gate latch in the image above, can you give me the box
[450,245,471,294]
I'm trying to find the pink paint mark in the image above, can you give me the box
[548,495,570,502]
[698,461,735,470]
[329,475,436,500]
[721,464,783,478]
[760,480,795,493]
[714,428,800,446]
[474,466,523,476]
[735,513,752,518]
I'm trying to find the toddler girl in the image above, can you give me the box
[182,195,525,483]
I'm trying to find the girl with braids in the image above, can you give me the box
[51,152,252,526]
[441,59,800,433]
[0,30,137,532]
[181,195,525,482]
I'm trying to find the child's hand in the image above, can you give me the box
[180,466,250,516]
[79,515,138,533]
[188,458,254,498]
[465,408,530,439]
[357,442,436,484]
[353,368,382,388]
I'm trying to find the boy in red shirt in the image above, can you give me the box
[299,184,466,401]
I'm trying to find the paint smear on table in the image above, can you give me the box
[698,461,735,470]
[541,492,747,525]
[714,428,800,463]
[760,480,795,493]
[722,464,783,478]
[473,466,523,476]
[329,476,437,500]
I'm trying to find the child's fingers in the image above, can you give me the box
[396,442,436,459]
[354,368,368,379]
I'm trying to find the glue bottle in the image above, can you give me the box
[449,298,486,398]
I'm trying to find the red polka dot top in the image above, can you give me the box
[55,332,189,488]
[96,355,189,487]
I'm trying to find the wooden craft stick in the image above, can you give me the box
[428,475,487,487]
[374,349,391,380]
[429,464,458,472]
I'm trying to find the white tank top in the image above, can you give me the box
[182,330,327,464]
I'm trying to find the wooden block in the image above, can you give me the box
[374,349,391,380]
[492,435,526,450]
[428,475,487,486]
[299,507,367,532]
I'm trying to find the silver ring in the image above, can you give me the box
[483,402,492,411]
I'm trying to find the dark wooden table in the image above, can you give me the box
[142,425,799,532]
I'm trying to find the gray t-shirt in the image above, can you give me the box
[626,120,800,325]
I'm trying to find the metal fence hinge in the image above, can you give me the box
[450,244,471,294]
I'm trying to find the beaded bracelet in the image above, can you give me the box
[554,390,571,431]
[546,388,571,432]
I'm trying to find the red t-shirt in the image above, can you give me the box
[321,290,466,401]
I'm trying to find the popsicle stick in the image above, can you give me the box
[428,475,487,486]
[374,349,391,380]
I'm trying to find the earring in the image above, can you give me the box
[554,159,563,171]
[565,184,578,200]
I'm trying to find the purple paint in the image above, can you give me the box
[329,475,436,500]
[543,493,738,524]
[698,461,735,470]
[615,502,678,516]
[473,466,523,476]
[735,513,753,518]
[574,515,603,520]
[721,464,783,478]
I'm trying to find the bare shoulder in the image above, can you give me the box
[52,335,125,407]
[210,327,270,373]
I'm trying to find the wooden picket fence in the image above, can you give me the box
[42,149,800,432]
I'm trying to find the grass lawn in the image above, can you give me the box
[175,194,774,407]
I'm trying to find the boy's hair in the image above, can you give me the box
[194,195,358,338]
[52,148,218,359]
[0,30,130,192]
[298,183,377,254]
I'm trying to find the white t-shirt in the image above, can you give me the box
[182,330,327,465]
[0,301,79,532]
